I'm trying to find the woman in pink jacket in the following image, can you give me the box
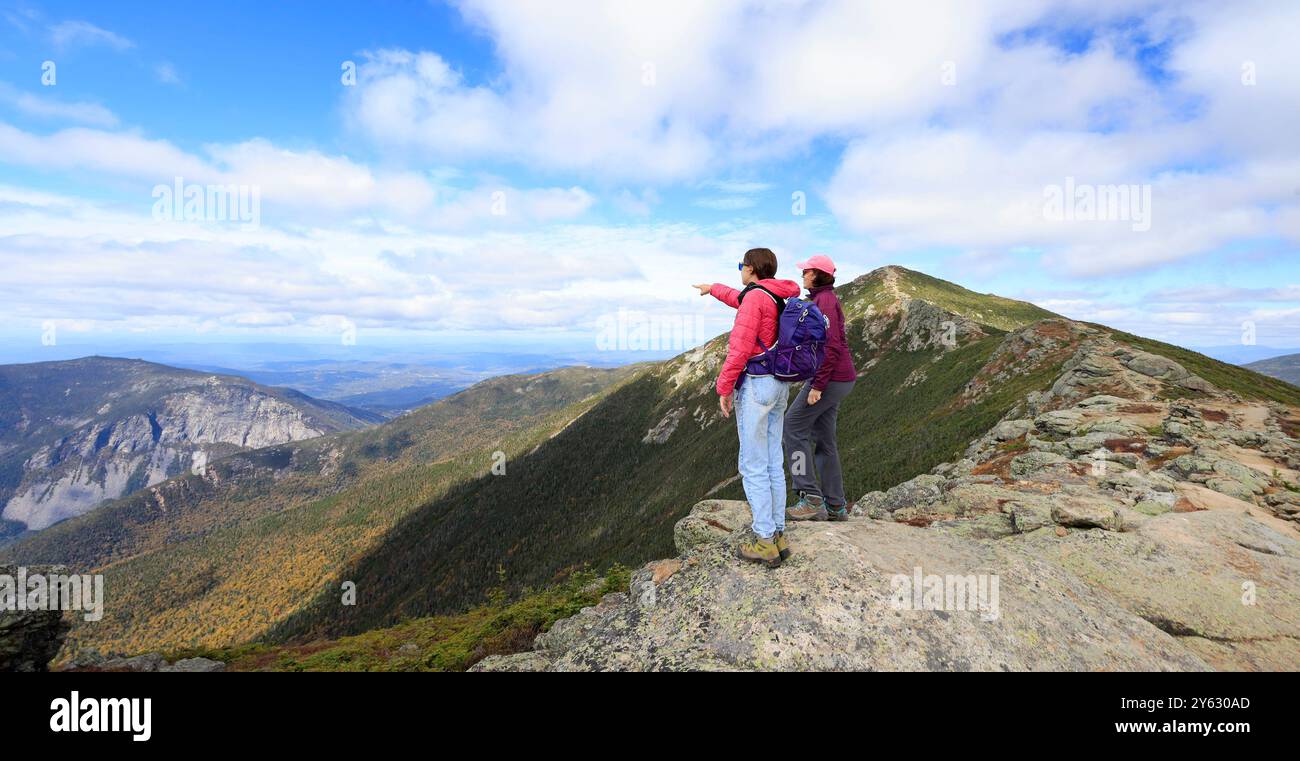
[694,247,801,567]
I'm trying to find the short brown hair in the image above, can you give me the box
[743,247,777,280]
[809,269,835,287]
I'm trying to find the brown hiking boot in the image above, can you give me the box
[773,530,791,561]
[736,536,782,568]
[786,493,828,522]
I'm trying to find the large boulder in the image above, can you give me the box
[99,652,167,672]
[1050,495,1121,530]
[1034,410,1084,436]
[673,499,752,555]
[991,419,1032,442]
[1123,351,1214,392]
[0,564,70,672]
[470,651,552,672]
[160,657,227,673]
[1010,451,1069,478]
[853,474,946,519]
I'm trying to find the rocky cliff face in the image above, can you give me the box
[0,357,380,532]
[475,321,1300,672]
[0,564,70,672]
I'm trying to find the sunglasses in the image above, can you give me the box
[737,261,748,271]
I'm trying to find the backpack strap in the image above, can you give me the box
[739,284,786,355]
[738,283,786,314]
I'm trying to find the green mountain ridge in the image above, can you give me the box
[1246,352,1300,387]
[2,364,641,660]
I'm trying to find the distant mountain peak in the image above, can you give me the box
[835,265,1059,334]
[0,357,379,533]
[1246,352,1300,387]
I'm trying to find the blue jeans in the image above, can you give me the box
[734,374,789,539]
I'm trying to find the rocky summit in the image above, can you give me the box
[476,319,1300,672]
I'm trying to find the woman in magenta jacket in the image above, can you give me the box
[694,247,800,567]
[784,254,858,521]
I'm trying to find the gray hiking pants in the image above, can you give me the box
[783,379,855,507]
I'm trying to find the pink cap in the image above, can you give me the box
[795,254,836,276]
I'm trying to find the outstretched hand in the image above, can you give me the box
[693,283,711,296]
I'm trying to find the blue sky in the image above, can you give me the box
[1,0,1298,364]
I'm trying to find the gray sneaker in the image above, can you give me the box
[826,502,851,521]
[786,493,828,522]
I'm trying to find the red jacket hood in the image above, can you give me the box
[752,278,801,299]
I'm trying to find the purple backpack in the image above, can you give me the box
[739,284,828,383]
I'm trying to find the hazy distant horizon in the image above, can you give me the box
[1,332,1295,372]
